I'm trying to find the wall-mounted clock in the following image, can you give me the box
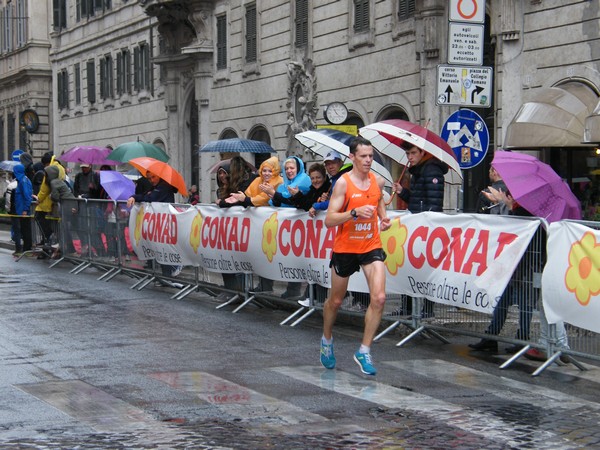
[324,101,348,125]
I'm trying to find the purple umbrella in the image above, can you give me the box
[100,170,135,200]
[59,146,120,166]
[491,151,582,223]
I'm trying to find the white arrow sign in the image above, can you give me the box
[436,65,493,108]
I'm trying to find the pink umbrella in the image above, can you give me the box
[59,146,120,166]
[359,119,463,183]
[491,151,582,223]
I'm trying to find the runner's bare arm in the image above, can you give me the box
[324,176,352,228]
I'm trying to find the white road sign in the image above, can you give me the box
[436,65,493,108]
[448,23,484,65]
[449,0,485,24]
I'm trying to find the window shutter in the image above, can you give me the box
[87,60,96,104]
[295,0,308,47]
[245,4,257,63]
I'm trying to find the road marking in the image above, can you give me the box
[17,380,161,432]
[387,359,600,410]
[151,371,325,426]
[272,365,577,449]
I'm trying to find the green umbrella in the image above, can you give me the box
[107,141,170,163]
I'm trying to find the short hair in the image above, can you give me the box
[41,152,53,165]
[308,162,326,178]
[349,135,372,154]
[400,140,416,151]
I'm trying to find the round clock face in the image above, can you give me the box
[325,102,348,125]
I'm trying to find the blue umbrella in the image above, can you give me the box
[295,129,393,185]
[197,138,274,154]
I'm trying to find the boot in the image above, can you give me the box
[468,338,498,351]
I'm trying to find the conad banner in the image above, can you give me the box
[542,221,600,333]
[129,204,539,314]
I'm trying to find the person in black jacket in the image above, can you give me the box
[394,143,449,318]
[395,144,448,213]
[126,172,182,281]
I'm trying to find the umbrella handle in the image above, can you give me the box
[385,164,409,206]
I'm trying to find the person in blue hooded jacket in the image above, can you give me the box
[13,163,33,256]
[261,155,311,298]
[265,156,311,208]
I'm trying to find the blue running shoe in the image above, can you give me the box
[354,351,377,375]
[320,341,336,369]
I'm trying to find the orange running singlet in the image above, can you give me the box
[332,172,382,254]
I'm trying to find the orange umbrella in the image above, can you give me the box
[129,157,188,196]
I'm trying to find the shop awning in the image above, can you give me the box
[505,82,598,148]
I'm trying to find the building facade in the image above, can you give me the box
[9,0,600,216]
[0,0,52,162]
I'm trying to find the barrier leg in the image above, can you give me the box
[499,344,531,369]
[280,307,308,325]
[374,321,401,341]
[290,308,318,327]
[216,295,240,309]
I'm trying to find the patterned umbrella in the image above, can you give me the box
[295,129,393,185]
[197,138,274,154]
[59,145,119,166]
[360,119,463,183]
[108,141,170,163]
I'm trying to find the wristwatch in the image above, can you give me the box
[350,208,357,218]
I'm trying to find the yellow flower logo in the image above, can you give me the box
[380,217,408,275]
[134,205,145,245]
[262,212,278,262]
[565,231,600,306]
[189,211,203,253]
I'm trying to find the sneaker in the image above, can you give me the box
[320,341,336,369]
[171,265,183,277]
[354,351,377,375]
[298,298,311,307]
[524,348,547,361]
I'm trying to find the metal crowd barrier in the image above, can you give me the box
[15,199,600,377]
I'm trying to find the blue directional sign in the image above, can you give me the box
[440,109,489,169]
[11,149,24,162]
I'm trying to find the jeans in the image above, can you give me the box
[485,279,534,341]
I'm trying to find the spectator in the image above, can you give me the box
[393,142,449,318]
[126,172,183,282]
[4,172,17,243]
[261,155,311,298]
[275,162,331,306]
[19,152,35,182]
[34,154,63,248]
[225,156,283,292]
[308,150,351,218]
[73,164,105,257]
[469,184,537,354]
[216,157,257,297]
[12,163,33,257]
[44,164,77,258]
[187,185,200,205]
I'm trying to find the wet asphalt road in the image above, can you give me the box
[1,247,600,449]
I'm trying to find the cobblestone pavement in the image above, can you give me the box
[1,247,599,449]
